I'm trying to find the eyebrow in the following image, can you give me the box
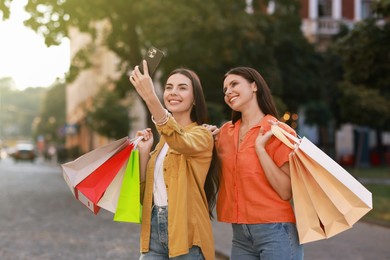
[165,83,190,87]
[227,79,237,86]
[223,79,236,92]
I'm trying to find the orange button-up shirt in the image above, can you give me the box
[216,114,296,224]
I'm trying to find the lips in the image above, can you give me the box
[229,96,238,104]
[168,99,181,105]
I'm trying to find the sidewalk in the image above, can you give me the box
[212,220,390,259]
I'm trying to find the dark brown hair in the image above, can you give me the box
[167,68,220,219]
[167,68,208,124]
[224,67,279,124]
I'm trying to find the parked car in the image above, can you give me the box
[11,143,36,162]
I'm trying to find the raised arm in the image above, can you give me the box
[129,60,168,124]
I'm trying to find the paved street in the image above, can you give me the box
[0,157,141,260]
[0,157,226,260]
[1,156,389,260]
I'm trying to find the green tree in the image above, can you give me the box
[1,0,318,126]
[33,81,66,144]
[0,78,45,140]
[334,0,390,164]
[87,89,130,139]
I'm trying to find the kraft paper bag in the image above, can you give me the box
[61,137,129,196]
[271,125,373,244]
[113,148,142,223]
[75,143,134,214]
[289,153,326,243]
[292,154,351,242]
[296,139,373,226]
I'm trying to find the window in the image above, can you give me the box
[361,0,374,19]
[318,0,332,17]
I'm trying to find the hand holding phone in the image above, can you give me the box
[139,47,165,76]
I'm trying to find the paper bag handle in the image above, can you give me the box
[129,136,144,150]
[271,125,300,149]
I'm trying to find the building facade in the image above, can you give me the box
[65,21,148,155]
[300,0,375,51]
[64,0,382,164]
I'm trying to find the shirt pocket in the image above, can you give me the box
[165,149,182,178]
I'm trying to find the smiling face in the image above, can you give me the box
[163,73,195,118]
[223,74,257,112]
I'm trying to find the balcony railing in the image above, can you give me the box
[317,18,341,35]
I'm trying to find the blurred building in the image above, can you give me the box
[65,20,147,156]
[300,0,375,51]
[298,0,388,166]
[64,0,383,165]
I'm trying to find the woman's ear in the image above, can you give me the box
[251,82,257,92]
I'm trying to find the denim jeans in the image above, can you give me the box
[140,206,205,260]
[230,222,304,260]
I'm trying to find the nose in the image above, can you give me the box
[169,89,178,96]
[166,87,178,96]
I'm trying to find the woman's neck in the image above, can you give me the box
[240,109,265,128]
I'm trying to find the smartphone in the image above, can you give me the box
[138,46,165,76]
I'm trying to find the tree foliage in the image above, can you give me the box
[0,79,45,139]
[1,0,321,126]
[34,81,66,143]
[87,89,130,139]
[0,0,12,20]
[334,0,390,130]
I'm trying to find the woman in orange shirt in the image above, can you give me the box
[207,67,303,259]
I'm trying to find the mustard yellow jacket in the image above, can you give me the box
[140,117,215,260]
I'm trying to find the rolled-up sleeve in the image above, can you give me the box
[156,117,213,156]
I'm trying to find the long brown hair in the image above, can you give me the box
[167,68,220,219]
[224,67,279,124]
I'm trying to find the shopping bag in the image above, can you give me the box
[75,143,134,214]
[61,137,129,196]
[271,125,373,244]
[289,155,327,242]
[96,136,143,214]
[96,161,127,213]
[113,148,142,223]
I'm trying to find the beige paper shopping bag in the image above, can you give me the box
[292,154,352,241]
[296,139,373,225]
[271,125,373,244]
[289,153,326,243]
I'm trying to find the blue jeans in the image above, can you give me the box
[231,223,304,260]
[140,206,205,260]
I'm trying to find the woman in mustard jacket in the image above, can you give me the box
[129,62,219,259]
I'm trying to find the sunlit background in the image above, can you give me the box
[0,0,70,90]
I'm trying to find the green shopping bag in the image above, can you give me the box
[113,148,142,223]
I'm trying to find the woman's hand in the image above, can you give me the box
[202,124,220,141]
[129,60,156,103]
[129,60,167,122]
[135,128,154,183]
[255,120,279,152]
[255,120,292,200]
[135,128,154,154]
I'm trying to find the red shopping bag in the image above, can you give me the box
[75,143,135,214]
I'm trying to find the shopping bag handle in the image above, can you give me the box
[129,136,144,150]
[271,124,300,149]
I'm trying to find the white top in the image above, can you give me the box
[153,143,169,206]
